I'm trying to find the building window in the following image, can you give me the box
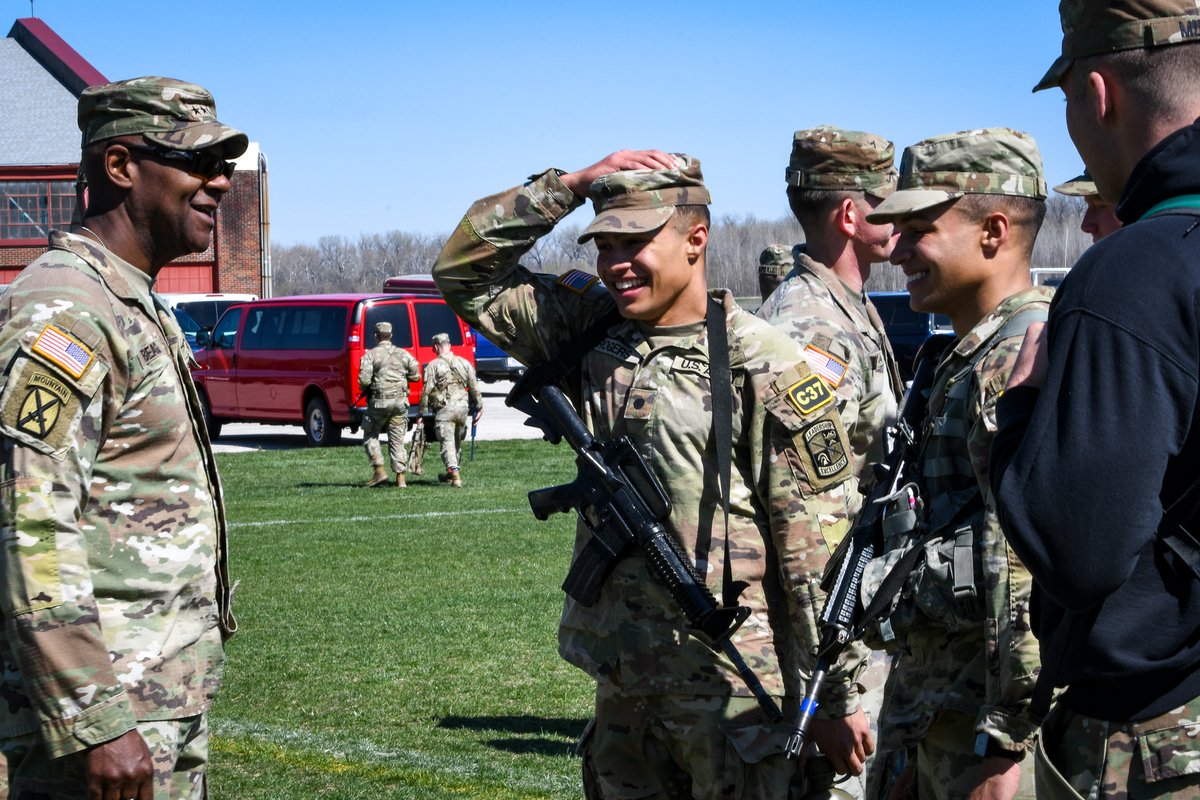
[1,180,76,241]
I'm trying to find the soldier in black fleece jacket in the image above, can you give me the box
[991,4,1200,796]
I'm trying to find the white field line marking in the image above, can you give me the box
[228,507,526,529]
[212,717,579,791]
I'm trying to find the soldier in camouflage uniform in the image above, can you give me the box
[858,129,1052,800]
[757,244,795,303]
[757,127,906,794]
[417,332,482,488]
[433,150,868,799]
[991,3,1200,799]
[359,321,421,488]
[1053,170,1122,243]
[0,77,242,800]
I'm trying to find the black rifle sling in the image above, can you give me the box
[699,296,748,608]
[523,298,744,605]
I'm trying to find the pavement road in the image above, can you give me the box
[211,379,543,454]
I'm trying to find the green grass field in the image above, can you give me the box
[210,439,592,799]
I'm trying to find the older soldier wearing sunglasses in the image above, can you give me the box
[0,77,242,800]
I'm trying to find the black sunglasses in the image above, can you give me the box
[121,143,236,181]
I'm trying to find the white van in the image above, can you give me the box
[161,292,259,331]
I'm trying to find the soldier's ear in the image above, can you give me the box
[684,223,708,264]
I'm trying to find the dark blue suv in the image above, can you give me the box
[869,292,954,383]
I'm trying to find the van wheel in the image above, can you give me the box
[304,396,342,447]
[198,389,222,440]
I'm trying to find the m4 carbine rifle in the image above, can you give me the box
[785,336,951,758]
[507,376,783,722]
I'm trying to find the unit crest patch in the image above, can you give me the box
[802,418,849,479]
[1,365,82,453]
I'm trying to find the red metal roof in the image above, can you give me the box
[7,17,107,95]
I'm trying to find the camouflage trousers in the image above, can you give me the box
[849,649,893,800]
[866,710,1035,800]
[580,686,801,800]
[433,404,468,471]
[362,399,410,474]
[1036,697,1200,800]
[1,714,208,800]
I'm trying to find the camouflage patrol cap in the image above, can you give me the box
[785,126,898,199]
[431,332,451,345]
[78,76,248,158]
[865,128,1047,223]
[1053,169,1098,197]
[375,322,392,335]
[1035,0,1200,91]
[577,154,711,244]
[758,244,796,278]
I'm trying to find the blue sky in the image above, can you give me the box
[14,1,1077,246]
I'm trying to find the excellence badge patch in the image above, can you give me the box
[786,374,834,416]
[31,325,94,379]
[802,418,850,480]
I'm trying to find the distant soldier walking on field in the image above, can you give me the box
[419,332,482,488]
[360,321,420,488]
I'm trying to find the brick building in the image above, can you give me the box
[0,17,272,295]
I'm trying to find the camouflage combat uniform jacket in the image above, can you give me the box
[433,170,865,712]
[0,232,234,758]
[757,246,904,530]
[875,286,1051,756]
[418,353,481,417]
[359,341,420,407]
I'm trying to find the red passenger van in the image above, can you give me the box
[191,293,474,445]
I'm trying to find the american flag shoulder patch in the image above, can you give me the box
[557,269,600,295]
[803,344,848,389]
[31,325,94,379]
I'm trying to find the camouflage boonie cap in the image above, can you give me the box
[577,154,711,244]
[785,126,898,199]
[1035,0,1200,91]
[866,128,1047,223]
[1053,169,1098,197]
[375,322,392,335]
[431,332,451,345]
[758,244,796,278]
[78,76,248,158]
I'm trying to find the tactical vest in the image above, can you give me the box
[861,303,1049,645]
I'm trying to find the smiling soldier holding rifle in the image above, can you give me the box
[433,150,871,799]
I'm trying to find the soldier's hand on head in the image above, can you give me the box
[84,729,154,800]
[560,150,679,197]
[808,708,875,776]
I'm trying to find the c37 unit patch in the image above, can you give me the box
[785,374,834,416]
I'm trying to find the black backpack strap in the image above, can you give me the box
[697,296,747,607]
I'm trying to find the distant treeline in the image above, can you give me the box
[271,195,1093,298]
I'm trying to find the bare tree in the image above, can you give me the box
[269,199,1087,299]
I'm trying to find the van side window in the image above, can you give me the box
[414,302,463,346]
[285,307,347,350]
[241,306,348,351]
